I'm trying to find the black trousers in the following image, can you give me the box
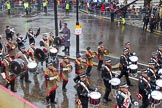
[25,8,28,15]
[8,9,11,15]
[97,60,103,70]
[62,81,68,90]
[103,81,111,101]
[5,80,15,92]
[140,96,150,108]
[20,71,29,82]
[80,97,88,108]
[86,66,92,75]
[46,90,56,103]
[118,70,131,85]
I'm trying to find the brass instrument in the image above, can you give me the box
[103,48,109,55]
[80,63,87,72]
[92,51,97,57]
[63,64,73,73]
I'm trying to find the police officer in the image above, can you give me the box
[5,1,11,15]
[118,48,132,86]
[24,1,29,15]
[138,70,152,108]
[102,58,114,103]
[44,62,60,105]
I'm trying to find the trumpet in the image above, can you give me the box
[103,48,109,55]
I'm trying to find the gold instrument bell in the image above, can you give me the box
[92,51,97,57]
[103,48,110,55]
[63,64,73,73]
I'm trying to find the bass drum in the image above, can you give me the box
[54,37,62,46]
[10,59,25,75]
[34,48,45,62]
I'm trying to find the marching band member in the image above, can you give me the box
[16,33,26,51]
[157,44,162,67]
[102,58,115,103]
[44,62,60,105]
[60,57,71,92]
[118,48,132,86]
[75,55,84,75]
[85,47,94,76]
[25,28,40,45]
[150,51,161,70]
[1,54,17,92]
[74,73,96,108]
[5,25,14,41]
[138,70,152,108]
[116,83,138,108]
[97,41,105,71]
[17,46,31,83]
[48,32,54,47]
[147,60,157,90]
[27,43,36,61]
[6,39,18,59]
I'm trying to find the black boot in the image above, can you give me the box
[50,91,57,104]
[46,96,50,105]
[11,80,17,92]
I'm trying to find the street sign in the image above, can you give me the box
[75,24,82,35]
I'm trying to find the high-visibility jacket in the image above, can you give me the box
[6,3,11,9]
[65,3,70,10]
[43,1,48,7]
[121,18,126,24]
[24,2,29,9]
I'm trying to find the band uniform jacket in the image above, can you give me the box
[75,58,84,75]
[44,66,60,96]
[17,51,29,65]
[138,76,152,99]
[48,36,54,47]
[102,65,114,88]
[27,47,35,61]
[40,39,50,53]
[119,54,128,71]
[60,59,70,82]
[97,46,104,61]
[60,27,70,47]
[157,49,162,67]
[16,37,25,49]
[6,41,17,57]
[1,58,16,82]
[85,50,94,67]
[116,90,133,108]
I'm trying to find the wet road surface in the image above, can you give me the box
[0,8,162,108]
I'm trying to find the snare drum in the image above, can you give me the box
[156,79,162,91]
[50,48,58,57]
[10,59,25,75]
[129,56,138,64]
[110,78,121,89]
[89,92,101,105]
[150,90,162,104]
[27,61,37,73]
[129,64,138,74]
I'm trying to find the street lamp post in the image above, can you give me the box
[76,0,80,56]
[54,0,58,37]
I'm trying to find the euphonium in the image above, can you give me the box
[80,63,86,72]
[103,48,110,55]
[92,51,97,57]
[63,64,73,73]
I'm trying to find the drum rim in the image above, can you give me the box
[111,78,121,85]
[50,48,58,53]
[151,90,162,100]
[129,56,138,62]
[156,79,162,87]
[27,62,37,68]
[129,64,138,69]
[89,92,101,99]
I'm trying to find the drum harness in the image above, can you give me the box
[79,81,90,93]
[104,65,112,79]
